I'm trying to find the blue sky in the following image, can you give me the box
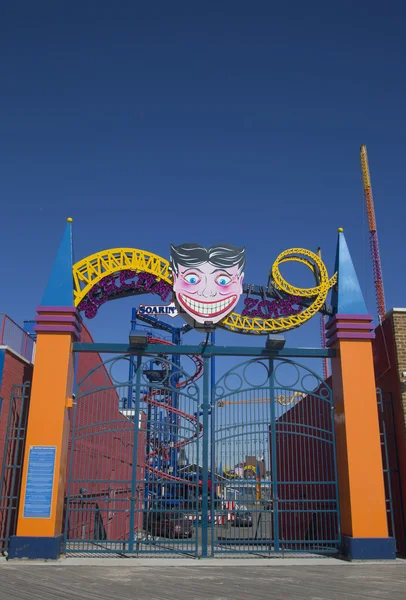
[1,1,406,380]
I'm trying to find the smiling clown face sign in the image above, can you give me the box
[170,243,246,325]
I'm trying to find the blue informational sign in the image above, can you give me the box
[23,446,56,519]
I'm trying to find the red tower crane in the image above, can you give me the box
[360,145,386,321]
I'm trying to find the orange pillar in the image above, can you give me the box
[8,307,81,559]
[327,314,395,559]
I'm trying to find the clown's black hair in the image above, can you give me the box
[170,243,246,276]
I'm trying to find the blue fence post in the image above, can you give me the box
[269,358,279,552]
[170,328,181,480]
[210,332,216,555]
[201,356,210,558]
[144,361,153,514]
[330,385,342,550]
[127,308,138,409]
[129,354,142,553]
[63,351,79,552]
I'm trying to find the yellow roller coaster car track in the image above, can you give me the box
[221,247,337,334]
[72,247,336,334]
[72,248,173,307]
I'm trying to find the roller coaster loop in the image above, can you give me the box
[143,337,203,485]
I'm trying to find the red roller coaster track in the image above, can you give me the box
[142,337,203,485]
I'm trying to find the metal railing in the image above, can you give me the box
[377,388,406,554]
[0,314,35,364]
[0,382,31,553]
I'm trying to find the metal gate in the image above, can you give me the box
[64,353,340,557]
[210,358,340,555]
[0,382,30,554]
[64,354,201,557]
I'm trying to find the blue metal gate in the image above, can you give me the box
[64,354,201,557]
[64,352,340,557]
[210,358,340,555]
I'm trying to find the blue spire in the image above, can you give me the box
[41,219,74,306]
[330,228,368,315]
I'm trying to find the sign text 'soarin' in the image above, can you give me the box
[138,304,178,317]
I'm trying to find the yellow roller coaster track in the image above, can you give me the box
[72,247,336,334]
[72,248,173,307]
[221,247,336,333]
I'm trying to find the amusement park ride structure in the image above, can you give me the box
[126,306,307,499]
[124,308,204,488]
[360,145,386,321]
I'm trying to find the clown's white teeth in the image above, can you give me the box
[182,295,235,315]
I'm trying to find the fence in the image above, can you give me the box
[0,315,35,363]
[377,388,406,554]
[0,382,31,553]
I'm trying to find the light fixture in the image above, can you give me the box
[129,329,148,348]
[203,320,215,332]
[265,333,286,351]
[194,320,215,332]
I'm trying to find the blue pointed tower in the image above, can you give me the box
[330,228,368,316]
[41,218,74,306]
[35,217,81,339]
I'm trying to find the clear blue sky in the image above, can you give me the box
[1,1,405,378]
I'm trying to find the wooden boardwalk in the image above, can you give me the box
[0,562,405,600]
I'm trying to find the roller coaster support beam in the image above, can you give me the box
[170,327,182,479]
[135,310,192,336]
[128,308,138,408]
[73,342,336,359]
[210,331,216,535]
[131,309,193,485]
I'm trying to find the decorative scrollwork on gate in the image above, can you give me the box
[214,358,331,406]
[76,354,199,400]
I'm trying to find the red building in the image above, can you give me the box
[65,322,146,543]
[373,310,406,554]
[269,381,338,550]
[0,315,35,550]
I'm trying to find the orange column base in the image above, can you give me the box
[14,307,81,553]
[327,314,396,559]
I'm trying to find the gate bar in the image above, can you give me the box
[129,355,142,553]
[73,343,336,358]
[269,359,279,551]
[201,356,210,558]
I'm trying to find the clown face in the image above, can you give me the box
[170,243,245,325]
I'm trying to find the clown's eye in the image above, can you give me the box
[184,273,200,285]
[216,274,232,286]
